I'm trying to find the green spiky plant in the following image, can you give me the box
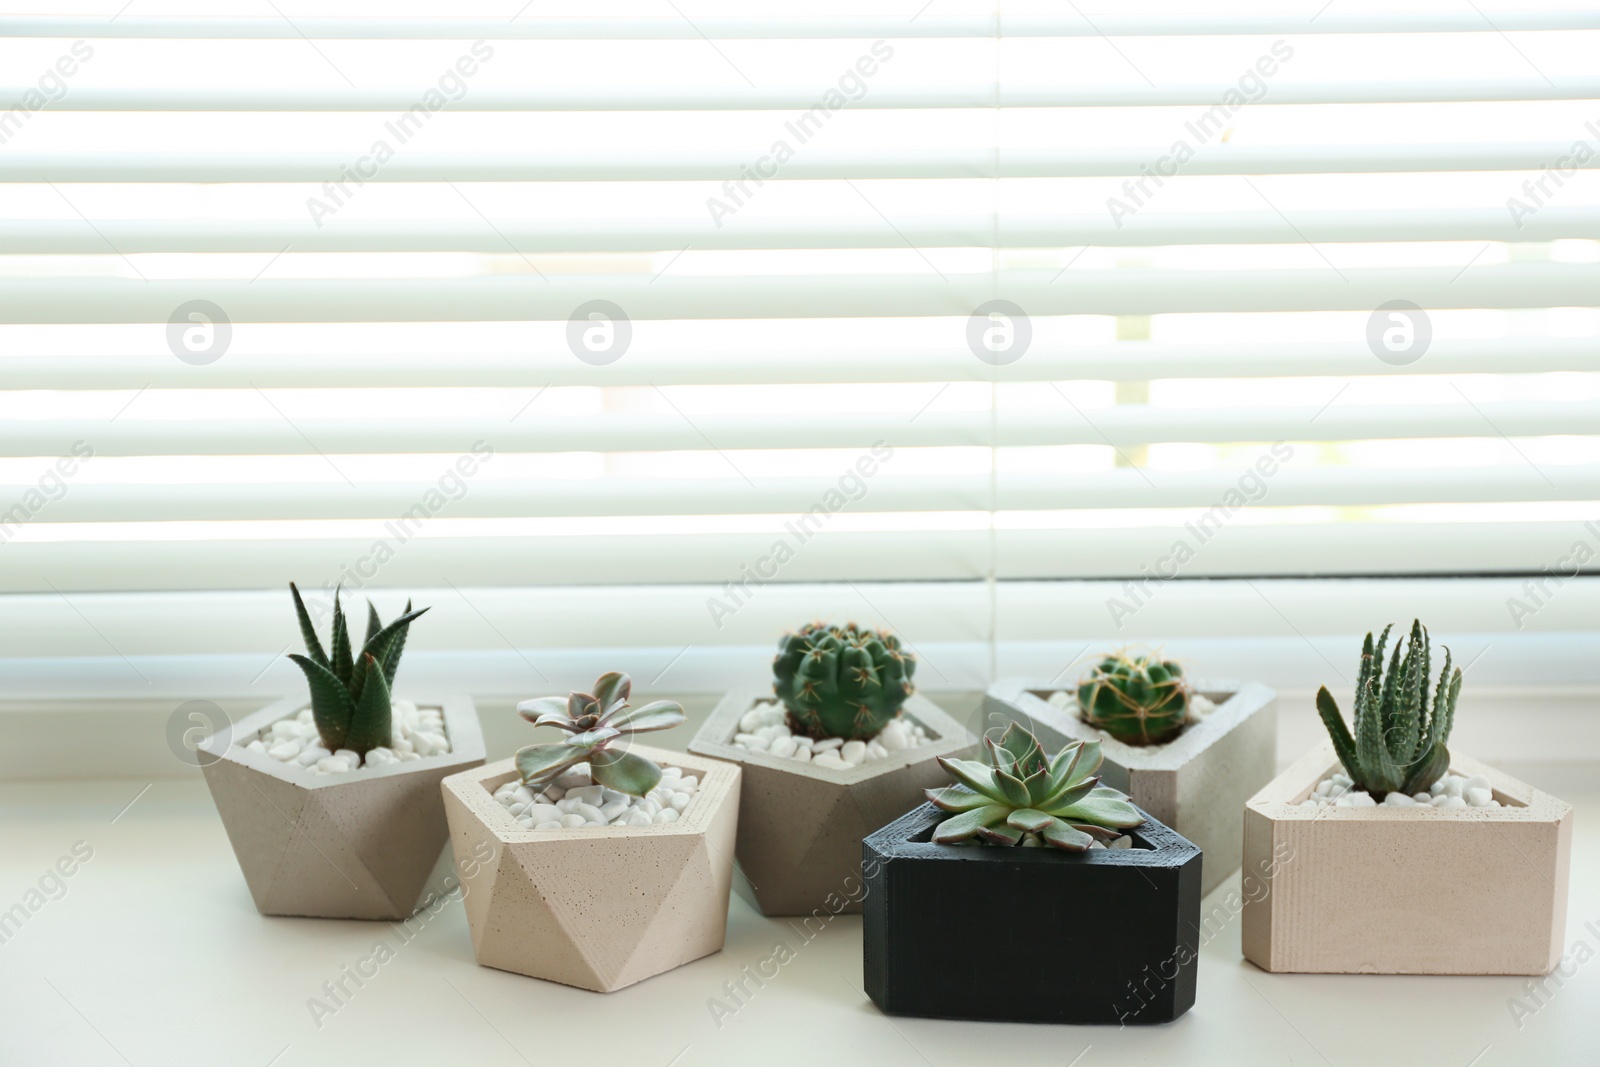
[287,582,429,757]
[926,723,1144,850]
[772,621,916,741]
[1076,652,1190,746]
[1316,619,1462,797]
[515,672,687,797]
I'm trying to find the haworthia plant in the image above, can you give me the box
[287,582,429,757]
[772,621,916,741]
[515,672,687,797]
[1316,619,1462,796]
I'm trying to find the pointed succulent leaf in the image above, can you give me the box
[937,756,1004,801]
[1040,819,1095,851]
[364,601,383,652]
[924,784,992,812]
[515,743,588,785]
[588,747,663,797]
[995,722,1046,778]
[1315,687,1360,780]
[566,726,621,749]
[977,823,1024,846]
[1401,741,1451,795]
[1052,787,1145,829]
[992,767,1031,808]
[330,592,353,687]
[1006,808,1055,834]
[357,606,428,689]
[342,652,393,754]
[1069,822,1125,843]
[931,805,1009,843]
[518,696,572,722]
[592,672,631,716]
[1034,776,1100,815]
[1055,739,1102,789]
[289,582,329,668]
[288,652,354,750]
[607,699,687,735]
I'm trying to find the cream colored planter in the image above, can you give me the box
[984,678,1276,897]
[440,745,740,993]
[1242,742,1574,975]
[688,692,971,917]
[198,694,484,920]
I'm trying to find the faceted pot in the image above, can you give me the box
[440,745,740,992]
[1242,742,1573,975]
[688,691,971,917]
[863,802,1202,1025]
[198,693,485,920]
[984,677,1276,897]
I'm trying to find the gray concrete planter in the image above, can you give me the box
[440,746,740,992]
[1242,742,1574,975]
[689,691,971,917]
[199,694,484,920]
[984,678,1276,897]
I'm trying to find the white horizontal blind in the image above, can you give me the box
[3,0,1600,604]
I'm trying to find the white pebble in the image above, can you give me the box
[654,809,679,824]
[1412,793,1431,803]
[677,775,698,792]
[790,746,811,763]
[1436,795,1468,809]
[813,753,851,771]
[600,799,631,820]
[840,741,867,766]
[268,740,303,761]
[568,802,606,824]
[736,733,769,752]
[333,749,360,765]
[1467,787,1494,807]
[867,742,888,760]
[879,721,909,752]
[397,751,420,761]
[661,766,683,779]
[669,792,690,812]
[316,756,351,773]
[393,738,414,755]
[1383,793,1416,807]
[739,709,766,732]
[525,804,561,823]
[813,737,844,752]
[294,744,328,767]
[535,820,564,831]
[296,708,314,724]
[559,814,588,828]
[623,810,653,827]
[566,785,606,806]
[245,739,267,754]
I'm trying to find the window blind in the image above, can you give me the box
[3,2,1599,615]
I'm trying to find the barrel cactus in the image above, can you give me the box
[1076,652,1190,746]
[1316,620,1461,796]
[772,621,915,741]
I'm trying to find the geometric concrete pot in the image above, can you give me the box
[198,694,484,921]
[439,745,740,992]
[1241,742,1574,975]
[863,802,1203,1024]
[688,692,971,917]
[984,678,1276,897]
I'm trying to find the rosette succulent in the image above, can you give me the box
[287,582,428,756]
[1077,651,1190,746]
[926,723,1144,851]
[772,621,915,741]
[1317,619,1461,796]
[515,672,687,797]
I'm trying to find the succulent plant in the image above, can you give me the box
[287,582,429,757]
[1077,651,1190,746]
[515,672,687,797]
[1317,619,1461,797]
[926,723,1144,850]
[772,621,916,741]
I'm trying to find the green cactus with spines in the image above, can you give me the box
[1316,619,1461,796]
[772,621,916,741]
[1076,651,1190,746]
[286,582,428,757]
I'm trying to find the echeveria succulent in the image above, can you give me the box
[515,672,686,797]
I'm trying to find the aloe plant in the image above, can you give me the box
[926,722,1144,850]
[772,621,916,741]
[1316,619,1462,796]
[515,672,686,797]
[287,582,428,757]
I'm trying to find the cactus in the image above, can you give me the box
[926,722,1144,850]
[515,672,686,797]
[1076,652,1190,746]
[1316,620,1461,796]
[286,582,428,757]
[772,621,916,741]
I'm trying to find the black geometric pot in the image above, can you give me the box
[862,803,1202,1025]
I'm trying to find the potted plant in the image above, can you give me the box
[1242,620,1574,975]
[441,672,740,992]
[688,621,971,915]
[199,583,484,920]
[863,723,1201,1024]
[985,651,1275,896]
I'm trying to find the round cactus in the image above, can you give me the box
[772,621,916,741]
[1076,652,1190,746]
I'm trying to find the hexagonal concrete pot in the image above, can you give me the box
[440,746,740,993]
[688,691,971,917]
[198,694,484,921]
[1241,742,1574,975]
[984,678,1276,897]
[863,802,1202,1024]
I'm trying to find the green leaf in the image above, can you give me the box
[567,726,621,749]
[1006,808,1054,833]
[592,672,631,716]
[363,601,383,652]
[1040,819,1095,851]
[330,592,353,688]
[518,696,571,723]
[1401,741,1451,795]
[1035,776,1099,814]
[993,768,1031,808]
[607,699,687,735]
[995,723,1046,778]
[924,784,992,812]
[977,823,1024,846]
[1316,686,1360,780]
[931,805,1009,843]
[288,652,354,751]
[381,600,416,688]
[289,582,328,669]
[515,743,587,786]
[1052,787,1145,829]
[588,747,662,797]
[937,756,1003,801]
[342,652,392,755]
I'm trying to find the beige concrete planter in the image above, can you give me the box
[688,691,971,917]
[440,745,739,992]
[1242,742,1574,975]
[198,694,484,920]
[984,678,1276,897]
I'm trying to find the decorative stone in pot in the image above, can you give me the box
[440,745,740,992]
[200,692,484,919]
[862,726,1202,1024]
[690,689,970,916]
[984,664,1275,897]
